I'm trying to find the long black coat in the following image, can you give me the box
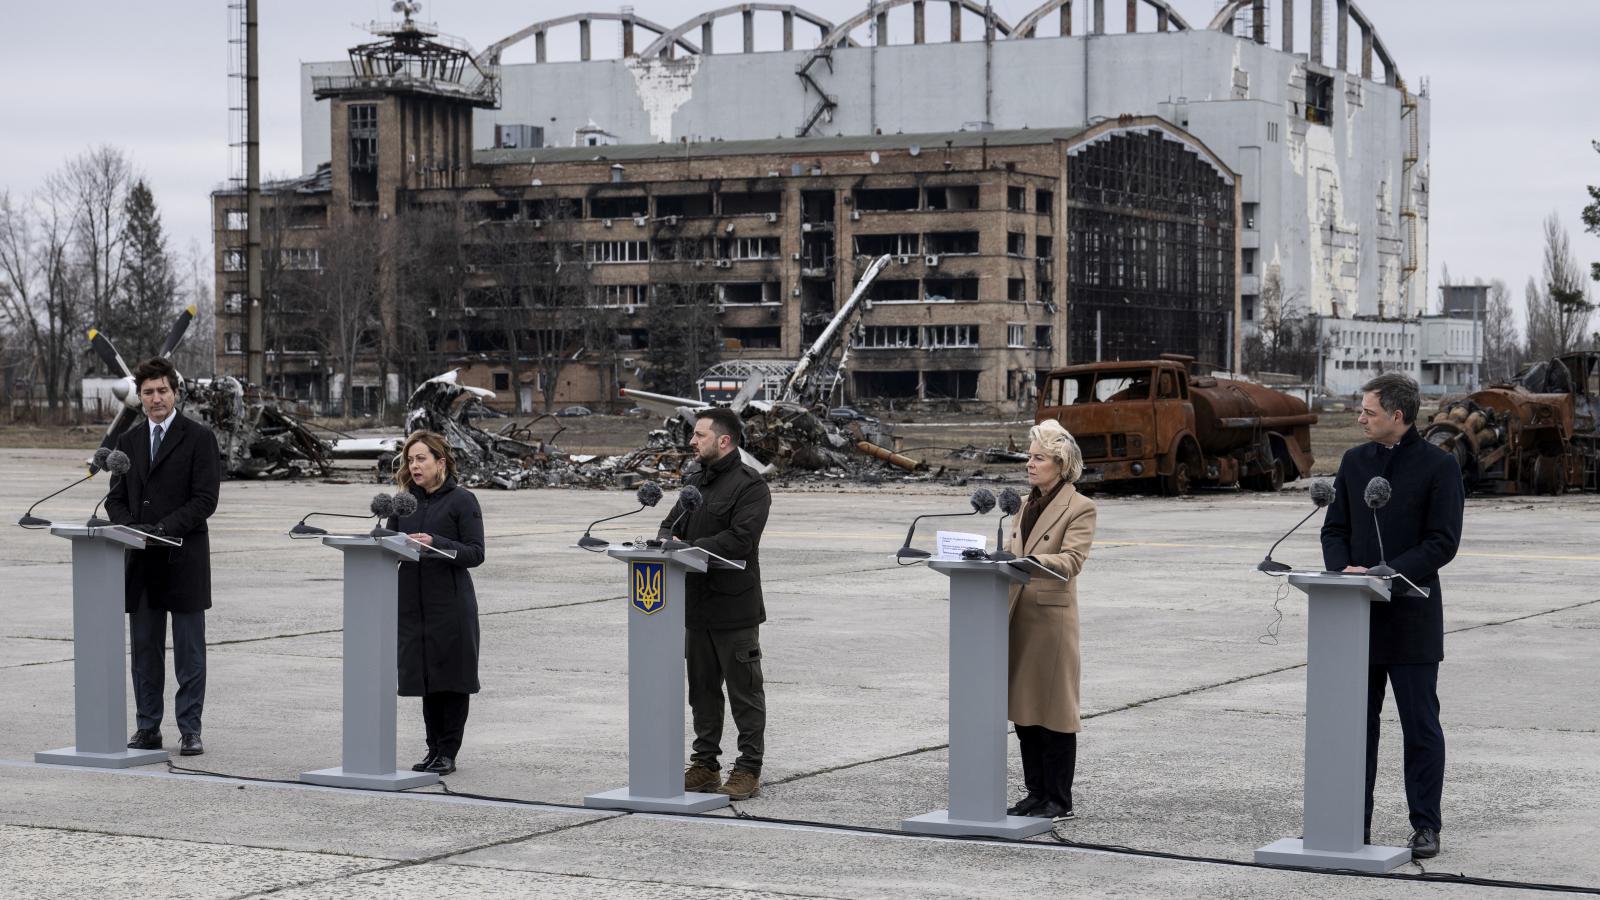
[1320,426,1465,664]
[388,478,484,695]
[105,412,223,613]
[656,449,771,630]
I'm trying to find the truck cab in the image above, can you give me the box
[1036,360,1196,489]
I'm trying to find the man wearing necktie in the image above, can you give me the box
[105,357,222,756]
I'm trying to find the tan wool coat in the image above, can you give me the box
[1005,482,1097,733]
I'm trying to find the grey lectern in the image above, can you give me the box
[300,533,438,790]
[35,523,171,768]
[903,558,1054,838]
[583,545,738,813]
[1255,571,1412,872]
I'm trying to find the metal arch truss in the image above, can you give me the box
[639,5,858,59]
[1013,0,1192,38]
[477,12,700,67]
[1207,0,1400,85]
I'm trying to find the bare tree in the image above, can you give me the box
[1242,270,1322,379]
[1526,213,1594,359]
[1481,278,1520,383]
[644,280,723,396]
[168,239,216,376]
[0,188,84,412]
[280,217,381,417]
[393,206,467,393]
[51,146,132,374]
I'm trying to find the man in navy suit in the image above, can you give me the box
[105,357,221,756]
[1321,373,1464,860]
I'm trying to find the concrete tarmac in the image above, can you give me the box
[2,448,1597,899]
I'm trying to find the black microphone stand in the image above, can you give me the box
[1365,509,1396,578]
[578,504,647,550]
[17,471,100,528]
[896,509,982,562]
[290,511,377,537]
[1256,505,1326,573]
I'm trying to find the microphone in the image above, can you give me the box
[17,449,113,527]
[1256,478,1336,573]
[369,492,406,537]
[657,485,703,551]
[289,492,400,537]
[896,488,998,562]
[1362,476,1397,578]
[579,481,664,550]
[989,487,1023,562]
[84,451,132,527]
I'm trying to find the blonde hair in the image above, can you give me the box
[394,430,457,490]
[1028,418,1084,483]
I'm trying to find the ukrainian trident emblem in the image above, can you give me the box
[630,561,665,615]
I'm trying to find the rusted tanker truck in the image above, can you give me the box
[1422,351,1600,495]
[1035,355,1317,495]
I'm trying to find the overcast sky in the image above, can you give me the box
[4,1,1596,315]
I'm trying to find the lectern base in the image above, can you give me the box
[902,809,1054,839]
[300,767,439,791]
[35,747,169,769]
[584,787,730,813]
[1254,837,1413,873]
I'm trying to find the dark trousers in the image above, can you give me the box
[129,596,206,736]
[686,625,765,774]
[1365,662,1445,833]
[1016,724,1077,810]
[422,692,471,758]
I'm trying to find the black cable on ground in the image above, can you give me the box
[160,761,1599,895]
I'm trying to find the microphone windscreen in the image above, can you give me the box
[637,481,664,508]
[92,447,112,470]
[389,491,418,518]
[998,487,1022,516]
[1310,479,1335,508]
[106,450,132,475]
[370,493,395,518]
[1363,476,1392,510]
[970,488,997,514]
[679,485,704,511]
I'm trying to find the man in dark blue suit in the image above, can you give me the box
[105,358,222,756]
[1321,373,1464,860]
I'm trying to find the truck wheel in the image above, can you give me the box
[1249,458,1286,492]
[1160,461,1192,496]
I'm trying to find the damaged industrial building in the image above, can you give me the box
[214,0,1425,416]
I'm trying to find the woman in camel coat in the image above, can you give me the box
[1004,418,1096,821]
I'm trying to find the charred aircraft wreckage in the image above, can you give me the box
[404,255,924,489]
[1423,351,1600,495]
[88,256,925,488]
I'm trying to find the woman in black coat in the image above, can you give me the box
[388,430,485,776]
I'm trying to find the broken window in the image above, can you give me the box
[854,233,920,256]
[1036,235,1054,258]
[867,279,920,302]
[1036,189,1054,215]
[280,248,321,270]
[655,193,713,218]
[225,332,242,354]
[925,185,980,210]
[223,292,244,314]
[852,370,919,398]
[590,194,647,220]
[854,326,920,349]
[1007,186,1026,211]
[718,282,776,305]
[925,231,980,255]
[592,284,648,308]
[853,187,918,212]
[529,198,582,220]
[801,190,835,223]
[223,250,244,272]
[1305,71,1334,126]
[722,237,780,260]
[923,324,978,349]
[720,191,782,216]
[923,370,980,399]
[347,104,378,204]
[722,326,781,350]
[1035,325,1053,349]
[1008,278,1026,301]
[922,277,979,301]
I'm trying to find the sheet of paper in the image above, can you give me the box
[934,530,987,560]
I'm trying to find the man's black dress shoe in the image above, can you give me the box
[1007,793,1047,817]
[179,734,204,756]
[1035,800,1076,822]
[1407,828,1440,859]
[127,729,161,750]
[411,752,439,772]
[423,755,455,775]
